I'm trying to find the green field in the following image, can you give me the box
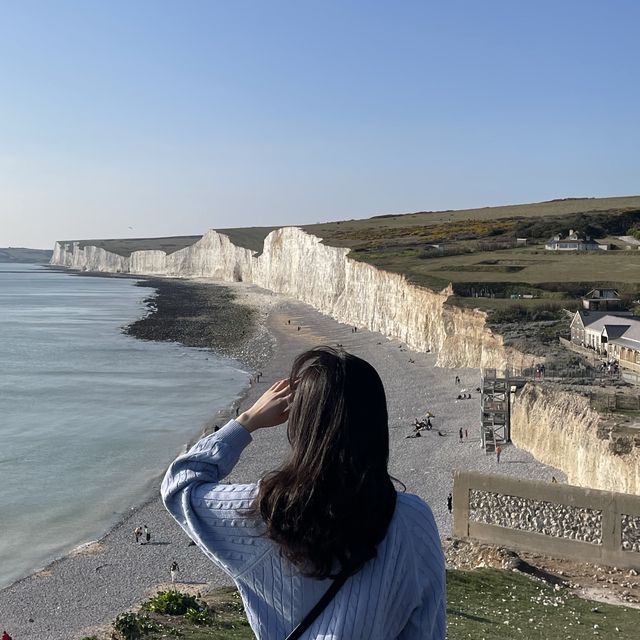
[0,247,52,263]
[360,245,640,294]
[72,235,204,257]
[104,570,640,640]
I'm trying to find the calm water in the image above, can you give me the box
[0,264,249,588]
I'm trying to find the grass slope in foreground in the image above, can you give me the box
[101,569,640,640]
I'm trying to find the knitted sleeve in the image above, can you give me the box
[161,419,271,578]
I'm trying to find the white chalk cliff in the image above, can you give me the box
[53,229,640,494]
[51,228,536,369]
[511,384,640,494]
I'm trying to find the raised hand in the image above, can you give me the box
[237,379,292,433]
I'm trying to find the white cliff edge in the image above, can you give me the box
[50,228,536,369]
[511,384,640,494]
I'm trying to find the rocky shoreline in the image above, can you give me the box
[0,277,564,640]
[124,278,272,369]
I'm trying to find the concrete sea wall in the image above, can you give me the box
[51,228,536,369]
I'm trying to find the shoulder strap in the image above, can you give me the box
[284,568,351,640]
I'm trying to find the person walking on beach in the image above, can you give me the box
[496,445,502,464]
[170,561,180,585]
[447,493,452,514]
[162,346,446,639]
[143,524,150,544]
[134,526,142,544]
[459,427,463,443]
[464,429,468,440]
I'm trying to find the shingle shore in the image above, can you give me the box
[0,281,564,639]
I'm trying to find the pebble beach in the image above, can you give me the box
[0,280,564,639]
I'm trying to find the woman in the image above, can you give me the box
[161,347,445,639]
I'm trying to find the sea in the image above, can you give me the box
[0,263,249,589]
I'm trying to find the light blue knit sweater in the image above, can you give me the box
[161,420,446,639]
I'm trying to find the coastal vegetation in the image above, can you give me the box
[101,570,640,640]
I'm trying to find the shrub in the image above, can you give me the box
[142,590,201,616]
[112,612,157,640]
[184,606,215,625]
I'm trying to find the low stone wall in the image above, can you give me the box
[453,471,640,570]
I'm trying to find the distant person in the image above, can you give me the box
[551,476,558,483]
[496,446,502,464]
[447,493,452,514]
[459,428,463,442]
[214,425,220,432]
[134,526,142,544]
[162,346,446,639]
[427,417,432,429]
[170,561,180,584]
[297,326,301,331]
[144,524,151,544]
[236,406,240,417]
[464,429,468,440]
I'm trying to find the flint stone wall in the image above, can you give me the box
[469,490,603,544]
[622,515,640,552]
[454,471,640,570]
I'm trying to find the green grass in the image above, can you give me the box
[447,568,640,639]
[305,195,640,239]
[131,587,253,639]
[71,236,204,257]
[418,247,640,286]
[127,571,640,640]
[0,247,52,263]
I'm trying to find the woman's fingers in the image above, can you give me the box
[238,379,292,432]
[269,378,289,392]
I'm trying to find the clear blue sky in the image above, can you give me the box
[1,0,638,248]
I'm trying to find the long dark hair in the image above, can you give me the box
[253,346,397,579]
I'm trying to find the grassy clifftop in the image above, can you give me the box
[0,247,53,263]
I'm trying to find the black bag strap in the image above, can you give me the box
[284,568,351,640]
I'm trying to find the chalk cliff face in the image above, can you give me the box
[511,384,640,495]
[51,228,536,369]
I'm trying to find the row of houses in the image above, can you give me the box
[570,309,640,373]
